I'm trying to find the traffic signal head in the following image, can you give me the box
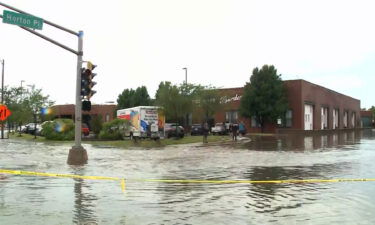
[82,100,91,111]
[80,62,97,100]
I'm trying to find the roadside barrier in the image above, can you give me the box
[1,169,375,193]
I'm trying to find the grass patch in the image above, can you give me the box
[87,135,232,149]
[9,133,233,149]
[9,133,46,142]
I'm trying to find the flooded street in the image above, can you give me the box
[1,130,375,225]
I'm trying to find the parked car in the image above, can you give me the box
[190,124,204,136]
[82,123,90,136]
[164,123,184,138]
[22,123,37,134]
[211,123,227,135]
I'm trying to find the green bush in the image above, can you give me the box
[91,115,103,136]
[98,118,129,140]
[41,119,75,140]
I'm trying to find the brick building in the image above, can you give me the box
[208,79,361,133]
[50,104,117,127]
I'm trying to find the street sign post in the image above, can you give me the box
[0,104,11,121]
[2,10,43,30]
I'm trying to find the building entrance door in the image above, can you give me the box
[304,104,313,130]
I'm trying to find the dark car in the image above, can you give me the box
[190,124,204,136]
[164,123,184,138]
[22,123,37,134]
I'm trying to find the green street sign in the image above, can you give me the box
[2,10,43,30]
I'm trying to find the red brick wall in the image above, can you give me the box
[300,80,360,129]
[361,110,373,117]
[283,80,303,130]
[51,104,117,122]
[210,80,361,133]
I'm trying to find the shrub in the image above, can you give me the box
[41,119,75,140]
[98,118,129,140]
[91,115,103,136]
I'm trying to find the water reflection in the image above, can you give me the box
[1,129,375,224]
[73,178,98,225]
[244,162,353,214]
[244,130,366,151]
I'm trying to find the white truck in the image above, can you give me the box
[117,106,164,140]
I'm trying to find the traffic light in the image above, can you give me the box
[80,61,97,100]
[80,61,97,112]
[82,100,91,111]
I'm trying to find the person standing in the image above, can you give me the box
[232,123,238,141]
[202,121,209,143]
[239,121,246,136]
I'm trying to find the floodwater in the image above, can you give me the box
[1,130,375,225]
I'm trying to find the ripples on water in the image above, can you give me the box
[1,130,375,224]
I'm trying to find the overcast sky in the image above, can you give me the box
[1,0,374,108]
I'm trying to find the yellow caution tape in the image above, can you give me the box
[2,169,375,194]
[120,179,126,192]
[0,169,125,193]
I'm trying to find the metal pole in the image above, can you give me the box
[1,59,4,139]
[67,30,87,165]
[20,80,24,99]
[74,31,83,148]
[0,2,79,36]
[183,67,187,84]
[19,26,79,55]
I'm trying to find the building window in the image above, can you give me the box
[285,110,292,127]
[321,107,328,129]
[278,110,292,128]
[351,112,356,128]
[333,109,339,129]
[251,116,260,128]
[225,111,238,123]
[343,111,348,128]
[105,113,110,122]
[304,104,314,130]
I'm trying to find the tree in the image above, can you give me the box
[2,84,54,131]
[193,86,222,123]
[117,86,151,109]
[2,86,29,129]
[91,115,103,137]
[240,65,288,132]
[25,85,54,114]
[155,81,185,124]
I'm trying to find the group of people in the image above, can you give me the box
[202,121,246,143]
[229,122,245,140]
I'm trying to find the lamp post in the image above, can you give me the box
[182,67,189,130]
[182,67,187,84]
[20,80,25,100]
[1,59,4,139]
